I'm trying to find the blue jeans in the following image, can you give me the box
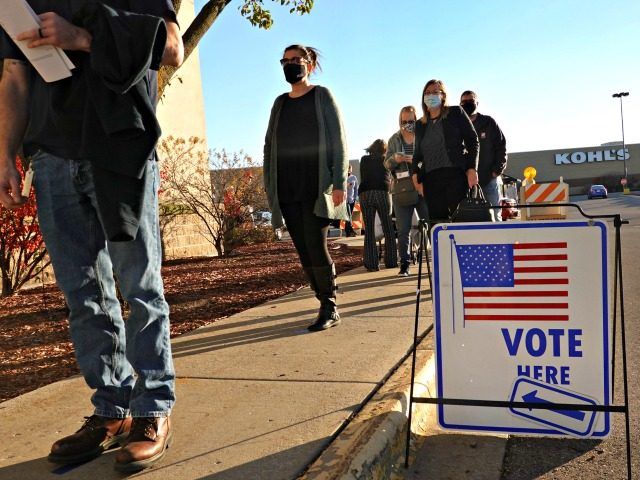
[32,151,175,418]
[482,177,501,221]
[394,198,429,265]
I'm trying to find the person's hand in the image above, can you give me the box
[394,153,412,164]
[16,12,92,52]
[466,169,479,188]
[332,189,346,207]
[0,160,27,209]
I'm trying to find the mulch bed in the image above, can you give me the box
[0,240,362,403]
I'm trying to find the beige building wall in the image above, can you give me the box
[506,143,639,195]
[156,1,216,259]
[156,0,208,142]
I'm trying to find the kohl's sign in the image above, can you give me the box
[555,148,629,165]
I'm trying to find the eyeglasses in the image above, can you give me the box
[401,120,415,125]
[424,90,443,95]
[279,56,308,66]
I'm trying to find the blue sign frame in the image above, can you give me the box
[432,220,610,437]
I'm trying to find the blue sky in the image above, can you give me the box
[194,0,639,164]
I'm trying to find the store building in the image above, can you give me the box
[505,143,638,195]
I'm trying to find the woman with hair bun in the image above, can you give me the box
[358,139,397,272]
[263,44,349,332]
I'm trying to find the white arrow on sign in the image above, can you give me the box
[509,376,598,437]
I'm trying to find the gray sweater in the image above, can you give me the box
[263,85,349,228]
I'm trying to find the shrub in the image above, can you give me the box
[0,158,51,296]
[224,225,277,251]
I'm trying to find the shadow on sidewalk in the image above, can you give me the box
[0,438,329,480]
[170,291,431,361]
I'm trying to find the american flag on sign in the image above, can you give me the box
[454,242,569,322]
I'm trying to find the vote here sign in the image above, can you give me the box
[431,220,611,437]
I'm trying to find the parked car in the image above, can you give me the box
[252,210,285,240]
[252,211,272,225]
[587,184,608,199]
[500,197,519,221]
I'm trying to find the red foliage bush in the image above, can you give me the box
[0,158,50,296]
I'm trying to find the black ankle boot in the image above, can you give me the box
[307,264,341,331]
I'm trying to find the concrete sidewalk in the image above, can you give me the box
[0,238,505,479]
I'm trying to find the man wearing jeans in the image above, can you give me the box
[0,0,183,472]
[460,91,507,220]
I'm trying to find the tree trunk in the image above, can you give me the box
[214,236,223,257]
[159,0,232,96]
[1,273,12,297]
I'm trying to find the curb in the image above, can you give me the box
[300,333,437,480]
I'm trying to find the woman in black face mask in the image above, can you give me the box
[384,106,429,277]
[263,44,349,332]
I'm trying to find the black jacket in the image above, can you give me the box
[358,153,392,194]
[412,105,479,182]
[472,112,507,186]
[50,2,167,241]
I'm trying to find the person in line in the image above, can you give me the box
[412,79,479,222]
[344,164,359,237]
[358,139,398,272]
[385,106,429,276]
[460,90,507,220]
[0,1,183,473]
[263,44,348,332]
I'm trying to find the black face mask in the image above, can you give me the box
[283,63,306,84]
[461,101,477,116]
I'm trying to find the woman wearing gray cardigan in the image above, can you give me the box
[384,106,429,276]
[263,44,349,332]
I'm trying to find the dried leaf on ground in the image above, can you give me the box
[0,241,362,403]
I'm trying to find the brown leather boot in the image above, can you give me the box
[114,417,172,472]
[48,415,132,464]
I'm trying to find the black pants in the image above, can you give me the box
[280,201,333,268]
[359,190,397,270]
[423,167,468,221]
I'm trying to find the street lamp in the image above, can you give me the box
[612,91,629,189]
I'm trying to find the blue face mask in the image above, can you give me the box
[424,94,442,109]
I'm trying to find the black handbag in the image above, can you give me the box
[450,184,494,222]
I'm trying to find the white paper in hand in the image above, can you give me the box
[0,0,74,82]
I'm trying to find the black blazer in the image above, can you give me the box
[412,105,479,182]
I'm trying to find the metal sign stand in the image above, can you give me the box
[404,204,632,479]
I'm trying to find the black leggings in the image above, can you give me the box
[280,201,333,268]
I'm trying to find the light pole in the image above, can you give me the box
[612,92,629,190]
